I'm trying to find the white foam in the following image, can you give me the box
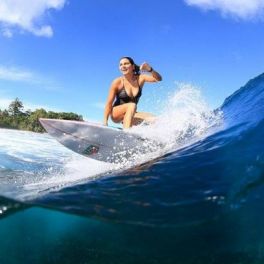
[0,84,222,201]
[116,83,223,167]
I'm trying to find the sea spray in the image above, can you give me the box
[124,83,223,166]
[0,84,222,200]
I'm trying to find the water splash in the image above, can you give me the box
[121,83,223,166]
[0,84,222,201]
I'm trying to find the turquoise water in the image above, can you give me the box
[1,203,264,264]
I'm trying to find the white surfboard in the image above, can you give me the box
[39,118,149,163]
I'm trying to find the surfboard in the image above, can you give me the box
[39,118,148,163]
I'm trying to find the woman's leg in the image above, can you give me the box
[111,103,137,128]
[133,112,156,125]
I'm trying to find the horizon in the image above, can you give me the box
[0,0,264,123]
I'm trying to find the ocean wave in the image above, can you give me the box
[0,73,264,227]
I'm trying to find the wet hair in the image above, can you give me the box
[120,56,140,75]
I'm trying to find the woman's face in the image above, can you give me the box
[119,58,134,75]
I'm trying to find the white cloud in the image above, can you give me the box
[0,65,62,91]
[92,102,105,109]
[23,102,62,112]
[1,27,12,38]
[0,65,35,82]
[0,0,66,38]
[184,0,264,20]
[0,98,12,110]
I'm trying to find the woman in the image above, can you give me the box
[103,57,162,129]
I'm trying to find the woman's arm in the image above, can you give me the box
[140,62,162,82]
[103,79,119,126]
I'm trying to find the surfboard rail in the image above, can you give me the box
[39,118,148,163]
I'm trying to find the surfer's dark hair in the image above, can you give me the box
[120,56,140,75]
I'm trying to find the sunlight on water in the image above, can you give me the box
[0,129,112,200]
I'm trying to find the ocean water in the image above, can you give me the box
[1,74,264,264]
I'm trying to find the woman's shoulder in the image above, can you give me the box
[110,77,123,92]
[112,77,123,85]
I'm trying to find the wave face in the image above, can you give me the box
[32,75,264,226]
[221,73,264,127]
[0,74,264,263]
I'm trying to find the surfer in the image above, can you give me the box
[103,57,162,128]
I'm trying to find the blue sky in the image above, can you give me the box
[0,0,264,122]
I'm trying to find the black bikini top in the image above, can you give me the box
[113,77,142,106]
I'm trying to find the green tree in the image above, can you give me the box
[27,108,48,132]
[0,99,83,132]
[8,98,24,116]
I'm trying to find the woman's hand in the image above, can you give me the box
[103,120,108,126]
[140,62,152,72]
[140,62,162,82]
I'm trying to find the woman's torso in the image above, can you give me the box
[113,76,143,107]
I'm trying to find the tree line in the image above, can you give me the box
[0,98,83,132]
